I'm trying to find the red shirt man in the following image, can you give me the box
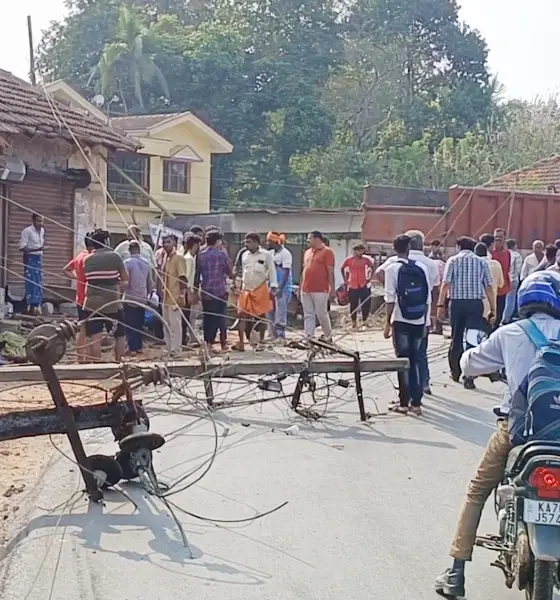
[301,244,335,293]
[64,250,91,311]
[491,229,511,296]
[63,236,94,362]
[341,246,375,289]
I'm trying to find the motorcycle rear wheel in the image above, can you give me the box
[526,559,555,600]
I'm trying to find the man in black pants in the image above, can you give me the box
[341,243,375,329]
[383,235,432,416]
[436,236,495,389]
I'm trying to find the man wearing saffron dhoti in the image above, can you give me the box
[233,232,278,351]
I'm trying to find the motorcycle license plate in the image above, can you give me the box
[524,499,560,525]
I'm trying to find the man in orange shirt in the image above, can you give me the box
[63,233,94,362]
[341,243,375,329]
[300,231,335,340]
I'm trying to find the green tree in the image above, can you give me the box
[38,0,121,90]
[88,5,169,111]
[347,0,492,141]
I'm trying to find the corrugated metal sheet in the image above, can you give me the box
[6,172,75,290]
[362,186,560,251]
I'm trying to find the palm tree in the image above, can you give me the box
[88,6,169,112]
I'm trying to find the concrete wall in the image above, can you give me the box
[69,144,108,253]
[7,135,73,173]
[166,210,364,237]
[228,211,363,236]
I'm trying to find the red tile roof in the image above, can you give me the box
[482,155,560,194]
[0,70,138,151]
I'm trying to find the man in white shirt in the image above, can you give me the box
[377,229,440,395]
[19,213,46,314]
[435,270,560,598]
[266,232,293,340]
[115,225,157,270]
[384,234,432,415]
[233,233,278,351]
[181,233,201,346]
[520,239,544,280]
[502,238,523,324]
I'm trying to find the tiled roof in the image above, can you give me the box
[0,70,138,151]
[482,155,560,194]
[111,113,185,132]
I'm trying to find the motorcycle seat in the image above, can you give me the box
[505,441,560,475]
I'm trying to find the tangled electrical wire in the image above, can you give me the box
[0,81,460,600]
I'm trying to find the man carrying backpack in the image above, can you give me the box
[435,270,560,598]
[383,234,432,415]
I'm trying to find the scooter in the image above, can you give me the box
[477,429,560,600]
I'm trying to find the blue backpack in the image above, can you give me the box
[509,318,560,445]
[396,259,429,321]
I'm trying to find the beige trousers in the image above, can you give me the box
[450,420,512,560]
[162,305,182,354]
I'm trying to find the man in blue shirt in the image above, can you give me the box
[123,241,153,353]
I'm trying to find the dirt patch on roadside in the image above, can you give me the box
[0,382,111,546]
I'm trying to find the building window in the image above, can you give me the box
[163,160,191,194]
[108,152,150,206]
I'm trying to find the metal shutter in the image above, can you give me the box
[6,172,75,291]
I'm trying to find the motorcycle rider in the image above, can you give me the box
[435,270,560,598]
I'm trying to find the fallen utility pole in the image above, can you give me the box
[0,403,116,441]
[0,357,408,383]
[26,322,103,502]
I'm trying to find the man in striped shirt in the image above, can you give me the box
[437,236,495,388]
[83,229,129,361]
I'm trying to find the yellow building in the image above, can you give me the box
[44,81,233,234]
[107,113,233,232]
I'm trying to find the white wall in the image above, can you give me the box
[330,237,364,286]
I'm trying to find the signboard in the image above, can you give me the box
[148,221,184,246]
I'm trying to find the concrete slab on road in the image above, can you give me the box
[0,332,524,600]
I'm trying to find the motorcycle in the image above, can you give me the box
[477,435,560,600]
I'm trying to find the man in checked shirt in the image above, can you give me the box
[436,236,496,389]
[193,229,233,354]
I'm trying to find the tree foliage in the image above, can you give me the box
[87,6,169,111]
[36,0,557,209]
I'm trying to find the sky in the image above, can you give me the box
[1,0,559,101]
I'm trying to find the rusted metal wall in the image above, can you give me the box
[362,185,560,250]
[7,172,75,289]
[447,186,560,250]
[361,205,446,244]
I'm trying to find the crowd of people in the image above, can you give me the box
[19,216,374,361]
[19,214,560,379]
[20,214,560,599]
[370,228,560,417]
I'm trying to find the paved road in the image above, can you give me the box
[0,333,537,600]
